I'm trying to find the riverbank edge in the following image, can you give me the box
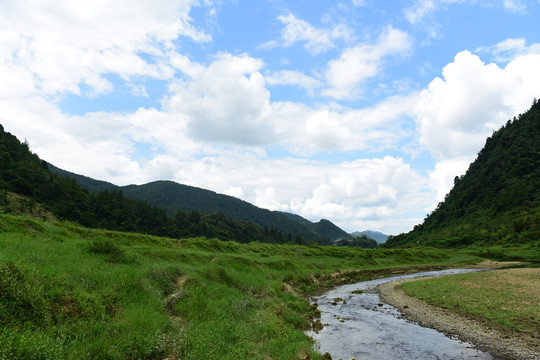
[377,274,539,360]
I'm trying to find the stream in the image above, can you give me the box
[307,269,493,360]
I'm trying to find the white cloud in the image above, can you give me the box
[478,38,540,62]
[414,51,540,162]
[265,70,322,93]
[224,186,245,199]
[256,40,279,51]
[427,159,470,206]
[128,84,149,98]
[164,53,275,146]
[404,0,471,25]
[503,0,526,12]
[352,0,367,6]
[414,51,540,205]
[277,13,354,55]
[255,187,290,211]
[0,0,209,97]
[269,93,418,155]
[287,156,431,234]
[160,50,417,154]
[323,26,412,99]
[405,0,439,25]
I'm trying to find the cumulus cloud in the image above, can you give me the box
[268,93,418,155]
[0,0,209,97]
[164,53,276,146]
[414,51,540,162]
[323,26,412,99]
[287,156,431,233]
[414,51,540,207]
[277,13,354,55]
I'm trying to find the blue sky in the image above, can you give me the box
[1,0,539,234]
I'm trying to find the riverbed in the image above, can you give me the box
[307,269,493,360]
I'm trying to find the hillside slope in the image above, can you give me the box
[385,100,540,249]
[49,169,350,242]
[120,181,330,242]
[0,125,317,244]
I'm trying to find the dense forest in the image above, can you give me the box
[0,124,331,245]
[385,99,540,248]
[49,166,351,243]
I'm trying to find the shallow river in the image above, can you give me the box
[307,269,493,360]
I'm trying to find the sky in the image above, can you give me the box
[1,0,539,235]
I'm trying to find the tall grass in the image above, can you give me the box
[0,213,479,359]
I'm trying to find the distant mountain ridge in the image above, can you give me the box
[352,230,389,243]
[48,165,351,243]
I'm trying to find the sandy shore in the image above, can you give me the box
[377,269,539,360]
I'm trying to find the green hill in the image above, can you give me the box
[48,167,351,243]
[1,123,350,245]
[0,125,311,245]
[385,100,540,251]
[120,181,341,243]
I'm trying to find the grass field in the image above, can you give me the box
[400,268,540,339]
[0,213,483,360]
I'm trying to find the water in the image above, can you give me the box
[307,269,493,360]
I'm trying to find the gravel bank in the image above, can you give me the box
[377,275,539,360]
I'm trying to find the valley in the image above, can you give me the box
[0,102,538,359]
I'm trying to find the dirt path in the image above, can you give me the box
[377,268,539,360]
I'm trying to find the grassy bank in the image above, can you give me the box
[0,214,478,359]
[400,268,540,340]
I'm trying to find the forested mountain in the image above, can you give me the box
[385,100,540,248]
[0,124,325,245]
[277,212,352,241]
[121,181,341,242]
[48,167,350,243]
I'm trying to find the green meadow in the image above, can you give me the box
[0,213,480,360]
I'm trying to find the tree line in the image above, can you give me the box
[0,124,313,245]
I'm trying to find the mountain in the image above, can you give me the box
[0,124,323,245]
[384,100,540,249]
[48,166,350,243]
[120,181,341,243]
[48,163,117,193]
[352,230,389,243]
[277,212,351,241]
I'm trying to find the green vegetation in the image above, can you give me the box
[0,124,334,246]
[335,235,379,248]
[0,213,473,359]
[385,100,540,250]
[2,99,539,358]
[400,268,540,338]
[49,167,351,244]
